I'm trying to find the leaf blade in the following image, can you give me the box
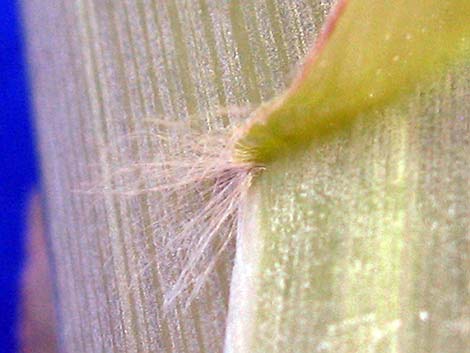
[235,0,470,163]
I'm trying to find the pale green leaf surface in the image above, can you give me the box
[227,69,470,353]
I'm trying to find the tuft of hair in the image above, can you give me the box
[97,119,261,311]
[157,128,260,310]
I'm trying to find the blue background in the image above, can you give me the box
[0,0,38,352]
